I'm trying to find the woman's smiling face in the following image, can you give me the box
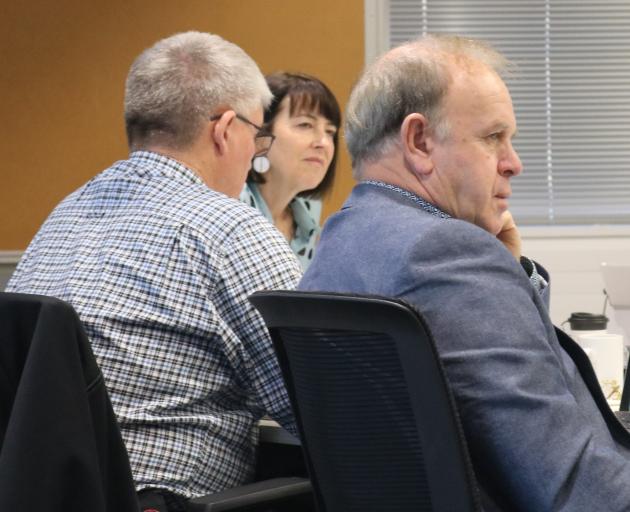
[266,96,337,194]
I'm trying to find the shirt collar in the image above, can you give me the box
[128,151,206,187]
[361,180,451,219]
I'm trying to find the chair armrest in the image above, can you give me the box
[185,477,312,512]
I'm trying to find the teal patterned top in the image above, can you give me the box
[240,182,321,270]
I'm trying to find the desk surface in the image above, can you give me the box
[259,418,300,446]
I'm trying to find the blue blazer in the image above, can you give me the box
[300,183,630,511]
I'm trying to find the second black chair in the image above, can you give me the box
[249,290,481,512]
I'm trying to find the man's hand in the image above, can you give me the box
[496,211,521,260]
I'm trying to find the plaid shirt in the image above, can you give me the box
[7,151,302,498]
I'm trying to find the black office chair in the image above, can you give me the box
[249,290,482,512]
[0,292,311,512]
[0,292,139,511]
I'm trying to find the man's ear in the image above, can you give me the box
[211,110,236,155]
[400,113,434,176]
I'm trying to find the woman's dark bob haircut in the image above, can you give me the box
[248,72,341,199]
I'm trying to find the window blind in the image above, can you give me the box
[388,0,630,224]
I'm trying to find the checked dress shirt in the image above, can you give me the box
[7,151,302,498]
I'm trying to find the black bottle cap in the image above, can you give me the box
[568,312,608,331]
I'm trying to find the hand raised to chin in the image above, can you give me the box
[496,210,521,261]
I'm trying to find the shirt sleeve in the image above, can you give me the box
[213,215,302,435]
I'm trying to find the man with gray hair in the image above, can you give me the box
[7,32,302,509]
[300,34,630,510]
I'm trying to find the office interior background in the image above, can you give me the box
[2,0,630,332]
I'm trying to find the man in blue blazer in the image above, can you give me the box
[300,34,630,511]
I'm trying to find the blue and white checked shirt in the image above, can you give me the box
[7,151,302,498]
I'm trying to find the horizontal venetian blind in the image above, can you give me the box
[389,0,630,224]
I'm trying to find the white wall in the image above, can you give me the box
[522,226,630,340]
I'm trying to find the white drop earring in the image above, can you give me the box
[252,155,270,174]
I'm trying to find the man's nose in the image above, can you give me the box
[499,144,523,177]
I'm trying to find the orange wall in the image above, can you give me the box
[0,0,363,249]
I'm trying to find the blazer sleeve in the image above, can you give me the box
[402,220,630,511]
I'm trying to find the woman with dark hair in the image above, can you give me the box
[241,72,341,270]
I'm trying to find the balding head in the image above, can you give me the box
[345,34,511,177]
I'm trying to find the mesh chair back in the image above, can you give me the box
[249,290,480,512]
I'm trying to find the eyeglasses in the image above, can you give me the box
[210,112,275,157]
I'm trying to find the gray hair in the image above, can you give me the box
[346,34,510,175]
[124,31,272,150]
